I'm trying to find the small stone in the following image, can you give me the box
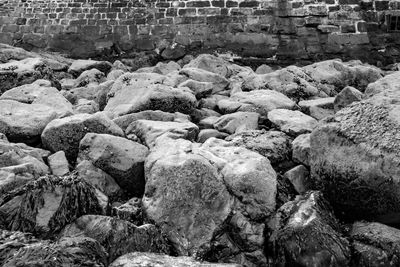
[48,151,69,176]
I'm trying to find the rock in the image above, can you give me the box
[0,79,73,117]
[310,91,400,223]
[68,59,112,77]
[41,112,124,161]
[48,151,69,176]
[191,108,221,124]
[0,138,50,163]
[350,221,400,267]
[334,86,363,112]
[105,73,196,116]
[161,43,186,60]
[60,215,169,262]
[198,94,229,110]
[298,97,335,115]
[143,137,276,259]
[74,98,100,114]
[78,133,149,197]
[113,110,189,131]
[76,160,122,199]
[268,109,317,136]
[213,112,259,134]
[225,130,292,164]
[110,252,240,267]
[197,129,228,143]
[0,174,103,238]
[242,66,321,99]
[292,133,311,166]
[184,54,250,78]
[179,79,213,99]
[218,90,296,117]
[0,133,7,142]
[268,191,351,266]
[309,106,335,120]
[0,100,57,144]
[283,165,310,194]
[0,43,37,63]
[0,229,40,264]
[68,80,114,110]
[365,70,400,96]
[74,68,106,87]
[256,64,274,74]
[179,67,229,94]
[107,69,125,81]
[2,235,107,267]
[154,61,181,75]
[0,57,56,93]
[112,197,143,225]
[0,163,42,195]
[126,119,199,148]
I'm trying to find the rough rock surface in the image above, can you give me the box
[41,112,124,161]
[268,109,318,136]
[110,252,240,267]
[60,215,170,262]
[0,174,102,238]
[268,191,351,266]
[310,89,400,223]
[213,112,259,134]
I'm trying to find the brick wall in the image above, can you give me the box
[0,0,400,63]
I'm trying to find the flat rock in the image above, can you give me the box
[225,130,292,164]
[41,112,124,161]
[298,97,335,114]
[78,133,149,197]
[283,165,310,194]
[218,90,296,117]
[0,100,57,144]
[126,119,199,148]
[197,129,228,143]
[60,215,169,262]
[268,109,317,136]
[213,112,259,134]
[0,79,73,117]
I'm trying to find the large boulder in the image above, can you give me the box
[365,70,400,96]
[0,174,103,238]
[0,100,57,144]
[310,88,400,223]
[268,191,351,266]
[110,252,240,267]
[334,86,363,112]
[78,133,148,197]
[143,137,276,264]
[61,215,169,262]
[126,119,199,148]
[0,79,73,117]
[41,112,124,161]
[218,90,296,117]
[104,73,196,116]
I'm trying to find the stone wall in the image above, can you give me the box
[1,0,400,63]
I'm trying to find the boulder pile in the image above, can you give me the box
[1,43,399,267]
